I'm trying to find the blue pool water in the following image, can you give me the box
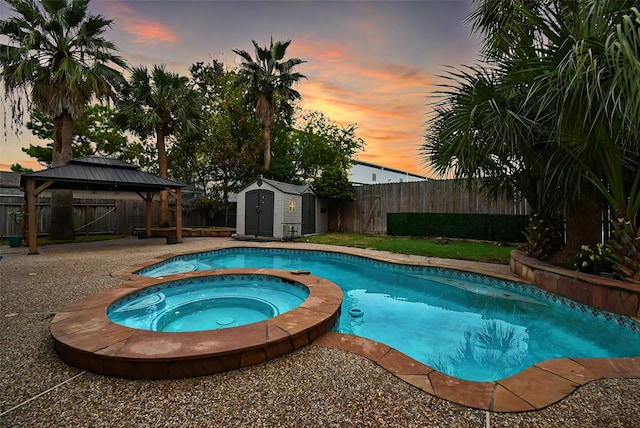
[108,274,309,332]
[136,248,640,382]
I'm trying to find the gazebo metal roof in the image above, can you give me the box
[19,156,185,192]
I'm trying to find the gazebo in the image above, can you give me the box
[19,156,186,254]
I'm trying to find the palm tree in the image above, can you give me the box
[0,0,127,240]
[424,63,568,260]
[477,0,640,279]
[233,38,306,172]
[423,0,640,280]
[531,2,640,279]
[117,64,201,227]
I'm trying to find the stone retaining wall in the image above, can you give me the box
[510,250,640,319]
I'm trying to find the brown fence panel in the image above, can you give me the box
[339,180,529,234]
[0,197,25,236]
[1,196,209,238]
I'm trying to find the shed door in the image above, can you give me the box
[302,193,316,235]
[245,189,274,237]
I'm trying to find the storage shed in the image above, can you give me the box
[236,178,327,239]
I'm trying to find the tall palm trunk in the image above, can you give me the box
[157,125,170,227]
[49,111,75,240]
[262,125,271,172]
[608,217,640,282]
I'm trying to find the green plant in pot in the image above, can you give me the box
[7,210,25,248]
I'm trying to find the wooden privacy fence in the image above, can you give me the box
[338,180,529,234]
[1,197,207,237]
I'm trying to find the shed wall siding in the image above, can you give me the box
[273,191,284,238]
[236,191,246,235]
[280,194,302,238]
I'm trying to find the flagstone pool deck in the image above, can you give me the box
[2,237,639,426]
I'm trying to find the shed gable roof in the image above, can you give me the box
[239,178,314,196]
[262,178,312,195]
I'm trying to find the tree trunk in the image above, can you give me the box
[157,126,170,227]
[262,125,271,172]
[262,126,271,172]
[223,188,230,227]
[256,94,273,172]
[551,195,603,266]
[49,111,75,241]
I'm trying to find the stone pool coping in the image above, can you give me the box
[50,268,342,379]
[313,333,640,412]
[510,250,640,318]
[57,242,640,412]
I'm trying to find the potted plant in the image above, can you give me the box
[7,210,25,248]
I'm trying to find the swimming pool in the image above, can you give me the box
[137,247,640,382]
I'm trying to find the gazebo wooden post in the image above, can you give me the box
[175,187,183,243]
[145,192,153,238]
[26,178,38,254]
[165,187,183,243]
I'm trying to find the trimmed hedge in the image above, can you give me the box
[387,212,528,242]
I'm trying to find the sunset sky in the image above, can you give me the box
[0,0,481,176]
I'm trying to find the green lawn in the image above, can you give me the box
[297,232,515,263]
[2,231,515,263]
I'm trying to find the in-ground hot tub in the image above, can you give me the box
[51,269,342,379]
[108,274,310,332]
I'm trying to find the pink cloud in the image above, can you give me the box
[95,0,178,45]
[289,39,349,64]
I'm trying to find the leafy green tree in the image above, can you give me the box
[313,165,355,232]
[293,110,364,179]
[10,164,32,173]
[23,105,133,167]
[177,60,261,225]
[233,38,306,171]
[1,0,127,240]
[117,64,201,226]
[268,109,364,184]
[423,0,640,280]
[299,111,363,231]
[268,111,303,183]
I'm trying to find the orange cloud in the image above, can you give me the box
[0,158,43,172]
[286,37,436,175]
[95,0,178,45]
[289,39,349,64]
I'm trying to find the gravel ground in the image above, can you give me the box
[1,237,639,427]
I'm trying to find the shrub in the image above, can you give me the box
[571,244,613,274]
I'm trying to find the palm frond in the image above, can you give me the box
[1,0,127,121]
